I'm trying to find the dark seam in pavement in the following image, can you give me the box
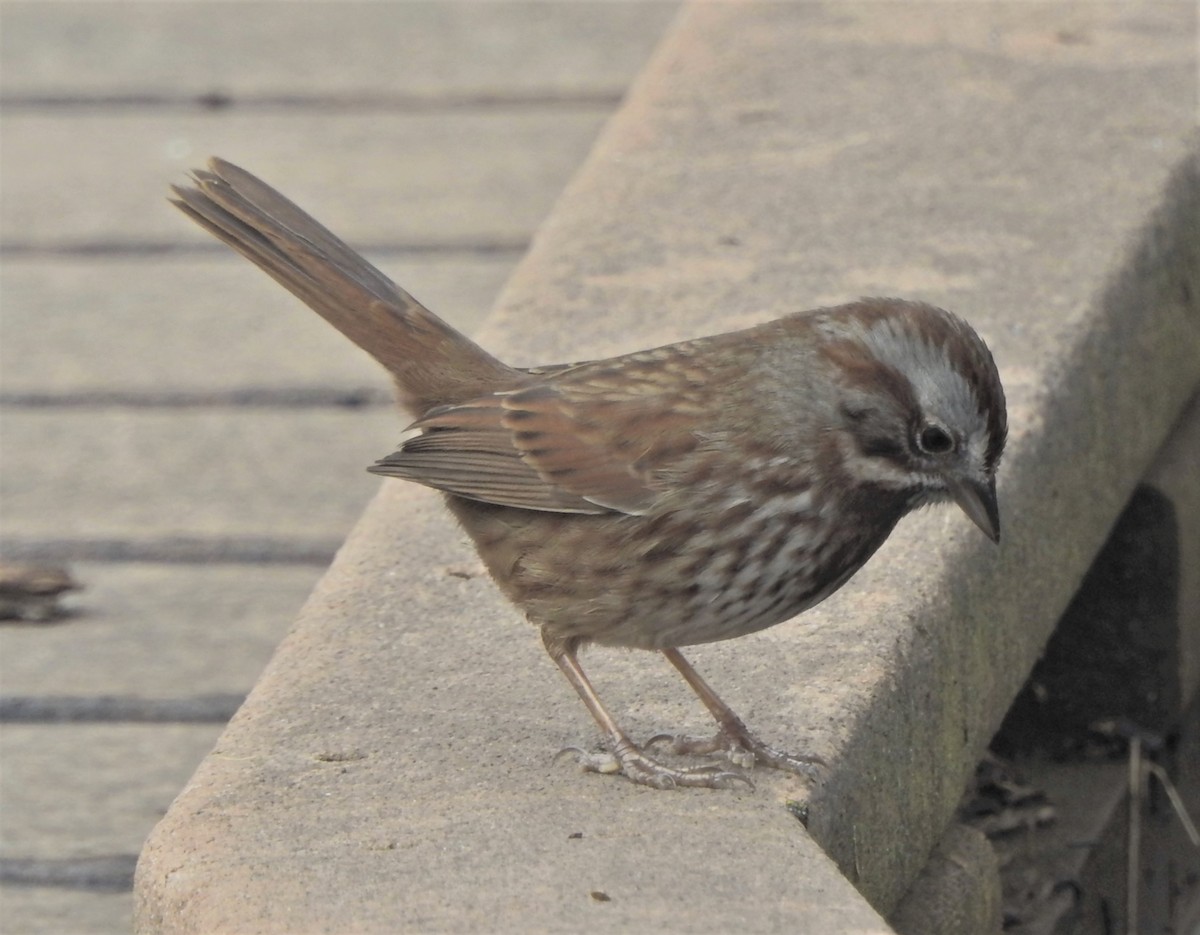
[0,388,394,407]
[0,90,623,111]
[0,856,138,892]
[1,694,245,723]
[0,239,528,258]
[0,537,340,565]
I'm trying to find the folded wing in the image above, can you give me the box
[370,353,707,516]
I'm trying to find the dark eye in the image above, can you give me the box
[916,424,954,455]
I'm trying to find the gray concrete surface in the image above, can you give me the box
[132,1,1199,933]
[2,725,226,933]
[3,725,228,861]
[0,2,667,99]
[0,2,679,932]
[2,409,397,543]
[0,564,322,696]
[1,112,611,247]
[4,891,134,935]
[0,257,511,400]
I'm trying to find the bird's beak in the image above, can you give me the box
[947,476,1000,543]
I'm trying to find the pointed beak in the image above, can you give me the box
[947,475,1000,543]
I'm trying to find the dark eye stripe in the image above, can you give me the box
[859,435,905,461]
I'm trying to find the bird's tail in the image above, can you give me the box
[171,158,518,414]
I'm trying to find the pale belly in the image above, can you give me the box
[448,489,904,652]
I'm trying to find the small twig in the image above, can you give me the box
[1127,735,1141,935]
[1144,761,1200,847]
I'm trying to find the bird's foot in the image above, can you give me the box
[555,745,753,790]
[645,730,824,778]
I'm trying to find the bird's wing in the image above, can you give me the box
[369,350,706,515]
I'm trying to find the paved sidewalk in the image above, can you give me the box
[0,3,678,932]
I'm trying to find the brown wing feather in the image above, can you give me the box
[370,347,709,516]
[370,400,605,513]
[495,385,666,513]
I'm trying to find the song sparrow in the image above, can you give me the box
[173,159,1007,790]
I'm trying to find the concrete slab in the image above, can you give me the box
[1,111,611,247]
[0,408,397,545]
[1,724,225,859]
[0,563,313,697]
[0,1,679,99]
[0,256,509,400]
[2,726,217,935]
[136,1,1198,929]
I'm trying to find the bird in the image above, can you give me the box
[172,158,1007,789]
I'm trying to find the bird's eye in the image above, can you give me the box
[916,424,954,455]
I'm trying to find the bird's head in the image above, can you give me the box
[819,299,1007,541]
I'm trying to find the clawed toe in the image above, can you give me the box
[645,732,723,756]
[755,745,825,777]
[555,744,753,790]
[644,731,758,768]
[745,738,825,776]
[547,646,815,791]
[554,746,621,774]
[646,729,823,778]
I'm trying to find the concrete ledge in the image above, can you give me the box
[889,823,1001,935]
[136,2,1198,931]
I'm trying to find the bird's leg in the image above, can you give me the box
[647,647,825,777]
[546,637,750,790]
